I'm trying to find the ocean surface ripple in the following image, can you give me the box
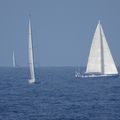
[0,67,120,120]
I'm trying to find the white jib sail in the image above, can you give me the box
[86,21,118,75]
[28,18,35,83]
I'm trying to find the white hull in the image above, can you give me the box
[75,72,119,78]
[28,79,35,84]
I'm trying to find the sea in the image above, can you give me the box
[0,67,120,120]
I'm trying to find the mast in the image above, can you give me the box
[99,21,104,74]
[13,51,16,67]
[28,17,35,83]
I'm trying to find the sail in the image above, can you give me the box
[13,51,16,67]
[86,23,102,73]
[100,25,118,74]
[86,21,118,75]
[28,18,35,83]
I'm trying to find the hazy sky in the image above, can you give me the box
[0,0,120,66]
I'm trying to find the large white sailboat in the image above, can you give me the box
[28,18,36,83]
[75,21,118,78]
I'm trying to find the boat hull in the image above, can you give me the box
[28,79,35,84]
[75,72,119,78]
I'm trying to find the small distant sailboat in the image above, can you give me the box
[13,51,16,67]
[28,18,36,83]
[75,21,118,78]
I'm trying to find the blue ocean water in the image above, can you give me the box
[0,67,120,120]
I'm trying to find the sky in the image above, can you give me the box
[0,0,120,67]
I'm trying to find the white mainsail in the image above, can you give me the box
[28,18,35,83]
[86,21,118,75]
[13,51,16,67]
